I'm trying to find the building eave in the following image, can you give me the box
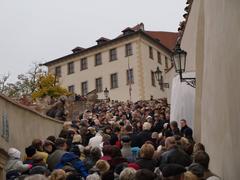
[43,30,174,67]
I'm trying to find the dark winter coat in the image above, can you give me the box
[55,152,88,178]
[159,146,192,168]
[136,158,157,171]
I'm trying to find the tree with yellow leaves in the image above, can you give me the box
[32,73,69,100]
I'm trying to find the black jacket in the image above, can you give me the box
[136,158,157,171]
[159,146,192,168]
[136,130,152,148]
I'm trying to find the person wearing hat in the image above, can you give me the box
[161,163,186,180]
[5,148,32,176]
[43,140,54,155]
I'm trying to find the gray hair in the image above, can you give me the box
[119,168,136,180]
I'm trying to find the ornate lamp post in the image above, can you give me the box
[154,66,169,91]
[173,43,196,88]
[103,88,109,100]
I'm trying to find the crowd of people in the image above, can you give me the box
[5,99,220,180]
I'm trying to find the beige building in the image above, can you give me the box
[177,0,240,179]
[43,23,178,102]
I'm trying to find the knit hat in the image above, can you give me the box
[8,148,21,159]
[95,160,110,174]
[161,164,186,177]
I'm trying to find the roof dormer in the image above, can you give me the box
[72,47,85,53]
[96,37,110,45]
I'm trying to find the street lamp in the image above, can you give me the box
[103,88,109,100]
[154,67,169,91]
[173,43,196,88]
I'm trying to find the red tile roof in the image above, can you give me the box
[145,31,179,50]
[122,23,179,50]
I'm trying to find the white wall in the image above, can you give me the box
[181,0,240,179]
[170,73,195,128]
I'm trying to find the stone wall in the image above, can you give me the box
[0,94,63,179]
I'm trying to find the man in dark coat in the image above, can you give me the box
[159,137,192,168]
[180,119,192,136]
[136,122,152,148]
[47,138,67,171]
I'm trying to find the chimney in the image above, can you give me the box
[139,23,144,31]
[72,47,85,53]
[96,37,110,45]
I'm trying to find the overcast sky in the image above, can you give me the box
[0,0,186,82]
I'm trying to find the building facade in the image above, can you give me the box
[44,24,178,102]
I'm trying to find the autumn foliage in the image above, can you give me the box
[32,74,69,100]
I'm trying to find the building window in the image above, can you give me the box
[151,71,156,87]
[110,73,118,89]
[149,46,153,59]
[95,77,103,93]
[80,58,88,70]
[68,85,75,94]
[67,62,74,74]
[125,43,133,56]
[95,53,102,66]
[55,66,61,77]
[81,81,88,96]
[110,48,117,61]
[157,52,162,64]
[126,69,134,85]
[165,56,169,69]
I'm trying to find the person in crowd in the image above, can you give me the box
[24,145,36,164]
[193,143,205,154]
[180,119,191,135]
[43,140,54,155]
[24,174,48,180]
[5,148,32,179]
[49,169,66,180]
[136,143,157,171]
[159,137,192,168]
[84,147,102,170]
[109,146,128,170]
[193,151,220,179]
[55,151,88,178]
[120,135,133,161]
[32,139,49,163]
[135,169,157,180]
[47,138,67,171]
[136,122,152,148]
[88,131,103,149]
[101,145,113,163]
[153,113,166,133]
[110,126,121,146]
[119,167,136,180]
[94,160,110,177]
[170,121,181,136]
[161,163,186,180]
[124,125,138,148]
[184,162,205,180]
